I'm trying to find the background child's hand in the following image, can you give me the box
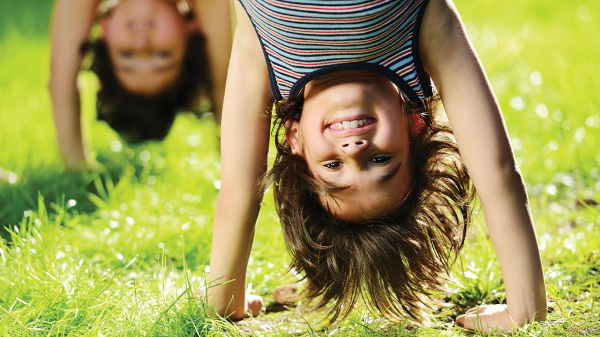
[245,294,263,318]
[456,304,515,333]
[63,157,103,173]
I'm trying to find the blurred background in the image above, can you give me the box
[0,0,598,335]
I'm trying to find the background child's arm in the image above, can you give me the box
[48,0,99,169]
[205,1,273,319]
[420,0,547,332]
[194,0,233,121]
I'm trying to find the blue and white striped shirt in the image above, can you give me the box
[238,0,433,102]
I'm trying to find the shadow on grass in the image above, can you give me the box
[0,0,53,39]
[0,151,151,239]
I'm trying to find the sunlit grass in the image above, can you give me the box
[1,0,599,335]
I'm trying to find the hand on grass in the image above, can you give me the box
[217,293,263,320]
[63,158,88,171]
[456,304,515,333]
[64,157,102,173]
[196,288,263,320]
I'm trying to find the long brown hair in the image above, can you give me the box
[264,92,476,323]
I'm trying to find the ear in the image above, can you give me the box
[411,113,426,136]
[186,17,200,34]
[285,120,302,155]
[100,17,111,39]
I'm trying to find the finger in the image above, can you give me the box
[466,306,483,315]
[457,307,482,325]
[460,314,490,333]
[456,313,482,329]
[456,314,465,325]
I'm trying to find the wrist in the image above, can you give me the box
[507,297,547,325]
[63,157,88,171]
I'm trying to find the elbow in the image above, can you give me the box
[48,58,58,93]
[47,70,63,98]
[216,188,262,208]
[496,155,523,181]
[217,179,266,209]
[471,152,528,203]
[47,74,56,96]
[483,150,524,185]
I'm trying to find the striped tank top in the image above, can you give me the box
[238,0,433,102]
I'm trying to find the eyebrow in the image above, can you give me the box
[317,161,402,188]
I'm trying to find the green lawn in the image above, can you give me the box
[0,0,598,335]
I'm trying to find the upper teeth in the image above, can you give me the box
[333,119,367,130]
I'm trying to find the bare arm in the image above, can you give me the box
[420,0,546,332]
[49,0,99,169]
[194,0,234,122]
[205,1,273,319]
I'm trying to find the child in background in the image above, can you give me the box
[206,0,547,332]
[49,0,231,169]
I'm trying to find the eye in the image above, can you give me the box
[324,162,342,169]
[119,50,134,58]
[154,50,170,58]
[370,156,391,164]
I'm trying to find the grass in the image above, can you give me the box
[0,0,599,335]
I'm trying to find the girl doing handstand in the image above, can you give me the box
[207,0,547,332]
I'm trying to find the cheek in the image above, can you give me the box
[375,125,411,156]
[106,33,129,49]
[298,124,330,157]
[303,138,336,169]
[153,17,187,47]
[102,18,129,48]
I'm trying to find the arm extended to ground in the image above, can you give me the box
[420,0,547,332]
[205,1,273,320]
[48,0,99,169]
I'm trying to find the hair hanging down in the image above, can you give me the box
[84,28,210,143]
[264,92,476,323]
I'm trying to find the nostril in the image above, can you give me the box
[355,141,363,145]
[342,144,349,147]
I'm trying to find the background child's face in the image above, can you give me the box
[288,72,414,221]
[101,0,190,96]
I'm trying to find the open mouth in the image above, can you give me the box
[327,117,376,130]
[129,19,154,30]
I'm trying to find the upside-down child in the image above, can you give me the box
[49,0,232,169]
[206,0,547,332]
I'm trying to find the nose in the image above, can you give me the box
[132,33,150,49]
[339,139,369,156]
[128,19,153,49]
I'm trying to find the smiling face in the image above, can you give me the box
[286,71,415,221]
[101,0,190,96]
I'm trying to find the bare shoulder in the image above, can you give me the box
[51,0,100,40]
[53,0,100,16]
[419,0,468,76]
[50,0,101,73]
[233,1,264,57]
